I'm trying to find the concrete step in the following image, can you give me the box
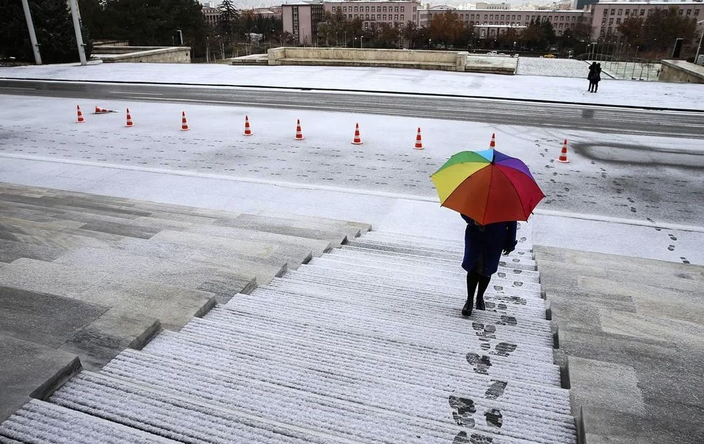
[144,332,574,422]
[326,248,541,282]
[184,224,331,258]
[257,210,371,240]
[0,399,178,444]
[0,258,215,331]
[342,244,538,271]
[102,349,576,444]
[278,271,544,311]
[288,264,543,297]
[215,214,351,247]
[52,247,267,301]
[264,278,548,318]
[349,237,535,262]
[0,239,65,264]
[213,299,556,365]
[310,255,541,284]
[48,371,359,444]
[362,223,533,249]
[228,288,553,343]
[195,310,559,387]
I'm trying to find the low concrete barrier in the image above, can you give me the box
[268,47,467,71]
[659,59,704,83]
[92,46,191,63]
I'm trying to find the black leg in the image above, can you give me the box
[475,275,491,310]
[463,272,479,316]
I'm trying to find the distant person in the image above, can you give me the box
[460,215,517,317]
[593,63,602,93]
[587,62,598,92]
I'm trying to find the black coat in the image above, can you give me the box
[461,215,517,276]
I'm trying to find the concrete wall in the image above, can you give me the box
[659,59,704,84]
[269,47,467,71]
[92,47,191,63]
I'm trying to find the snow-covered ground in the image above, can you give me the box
[0,62,703,265]
[1,60,701,110]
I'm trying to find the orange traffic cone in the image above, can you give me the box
[351,123,363,145]
[489,133,496,148]
[243,115,253,136]
[414,127,423,150]
[557,139,569,163]
[294,119,305,140]
[125,108,134,127]
[95,106,109,114]
[181,111,190,131]
[76,105,85,123]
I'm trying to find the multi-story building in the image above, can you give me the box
[590,1,704,41]
[281,0,703,45]
[283,0,420,44]
[325,0,420,31]
[422,6,589,39]
[282,1,325,45]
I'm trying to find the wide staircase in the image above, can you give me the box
[0,184,577,444]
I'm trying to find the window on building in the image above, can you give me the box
[343,6,347,12]
[383,14,387,20]
[484,14,488,19]
[695,9,700,16]
[365,6,369,12]
[366,13,369,19]
[401,14,405,21]
[640,9,645,16]
[365,22,368,28]
[377,13,380,19]
[489,14,494,19]
[616,18,621,24]
[500,14,504,20]
[394,14,398,20]
[354,6,358,12]
[624,9,629,15]
[382,6,387,12]
[517,15,521,20]
[560,16,564,21]
[687,9,692,15]
[602,17,606,23]
[610,9,615,15]
[609,18,614,24]
[401,7,405,12]
[678,9,683,15]
[394,6,399,12]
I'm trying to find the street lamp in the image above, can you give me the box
[428,38,432,49]
[176,29,183,46]
[695,20,704,65]
[361,35,364,48]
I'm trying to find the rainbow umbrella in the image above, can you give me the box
[431,149,545,225]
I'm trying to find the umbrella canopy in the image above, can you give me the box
[431,149,545,225]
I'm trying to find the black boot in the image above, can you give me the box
[462,297,474,317]
[475,294,486,311]
[475,274,491,311]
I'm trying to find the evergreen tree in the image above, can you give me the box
[218,0,240,48]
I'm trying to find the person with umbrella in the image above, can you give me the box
[460,215,517,316]
[431,147,544,317]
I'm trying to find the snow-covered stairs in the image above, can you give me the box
[0,225,577,444]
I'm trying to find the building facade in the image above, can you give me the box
[324,0,420,30]
[282,2,325,45]
[422,7,589,39]
[590,1,704,40]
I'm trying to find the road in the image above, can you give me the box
[1,79,703,138]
